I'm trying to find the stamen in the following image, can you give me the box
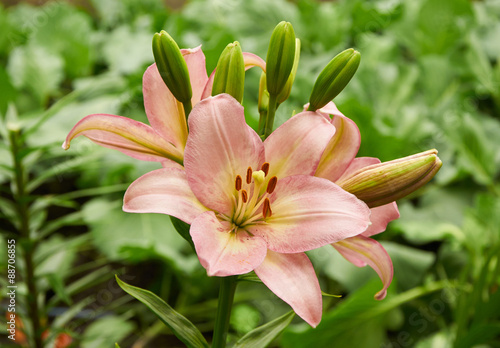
[262,198,271,218]
[235,175,242,191]
[266,176,278,194]
[246,167,253,184]
[241,189,248,203]
[261,162,270,176]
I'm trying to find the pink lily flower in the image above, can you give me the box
[62,47,265,166]
[123,94,371,327]
[307,102,400,300]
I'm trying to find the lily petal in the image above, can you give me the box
[333,235,393,300]
[242,52,267,71]
[191,211,267,276]
[123,168,208,224]
[363,202,400,237]
[247,175,371,253]
[201,52,266,99]
[264,112,335,178]
[62,114,183,163]
[181,46,209,105]
[143,64,188,149]
[254,251,322,327]
[184,94,264,215]
[314,102,361,182]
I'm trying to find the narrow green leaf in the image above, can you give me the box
[115,343,121,348]
[233,311,295,348]
[52,295,96,329]
[46,273,72,305]
[115,276,209,348]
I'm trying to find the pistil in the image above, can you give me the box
[231,165,278,227]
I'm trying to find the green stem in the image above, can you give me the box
[212,276,237,348]
[9,130,43,348]
[261,94,278,140]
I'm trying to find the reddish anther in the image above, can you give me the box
[235,175,242,191]
[262,198,272,218]
[241,189,248,203]
[266,176,278,194]
[261,162,270,176]
[246,167,253,184]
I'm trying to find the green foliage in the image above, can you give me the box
[233,311,294,348]
[116,276,210,348]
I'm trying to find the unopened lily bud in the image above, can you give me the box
[276,38,300,105]
[338,150,442,208]
[266,21,296,96]
[308,48,360,111]
[258,71,269,115]
[152,30,192,104]
[212,41,245,103]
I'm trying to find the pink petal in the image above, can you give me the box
[263,112,335,178]
[333,235,393,300]
[123,168,208,224]
[143,64,188,149]
[184,94,264,215]
[62,114,183,163]
[201,52,266,100]
[200,70,215,100]
[161,160,184,170]
[363,202,400,237]
[191,211,267,276]
[313,102,361,182]
[181,46,209,105]
[242,52,266,72]
[246,175,371,253]
[255,251,322,327]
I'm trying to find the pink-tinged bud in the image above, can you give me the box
[337,150,442,208]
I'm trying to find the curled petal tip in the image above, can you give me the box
[375,289,387,300]
[62,141,70,150]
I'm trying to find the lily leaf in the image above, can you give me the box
[233,311,295,348]
[115,276,209,348]
[170,216,195,251]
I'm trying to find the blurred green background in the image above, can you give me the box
[0,0,499,347]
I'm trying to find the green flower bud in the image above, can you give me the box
[308,48,360,111]
[258,71,269,134]
[152,30,192,104]
[276,38,300,105]
[212,41,245,103]
[266,21,296,96]
[338,150,442,208]
[258,71,269,115]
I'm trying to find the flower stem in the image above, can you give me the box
[261,94,278,140]
[212,276,237,348]
[9,129,43,348]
